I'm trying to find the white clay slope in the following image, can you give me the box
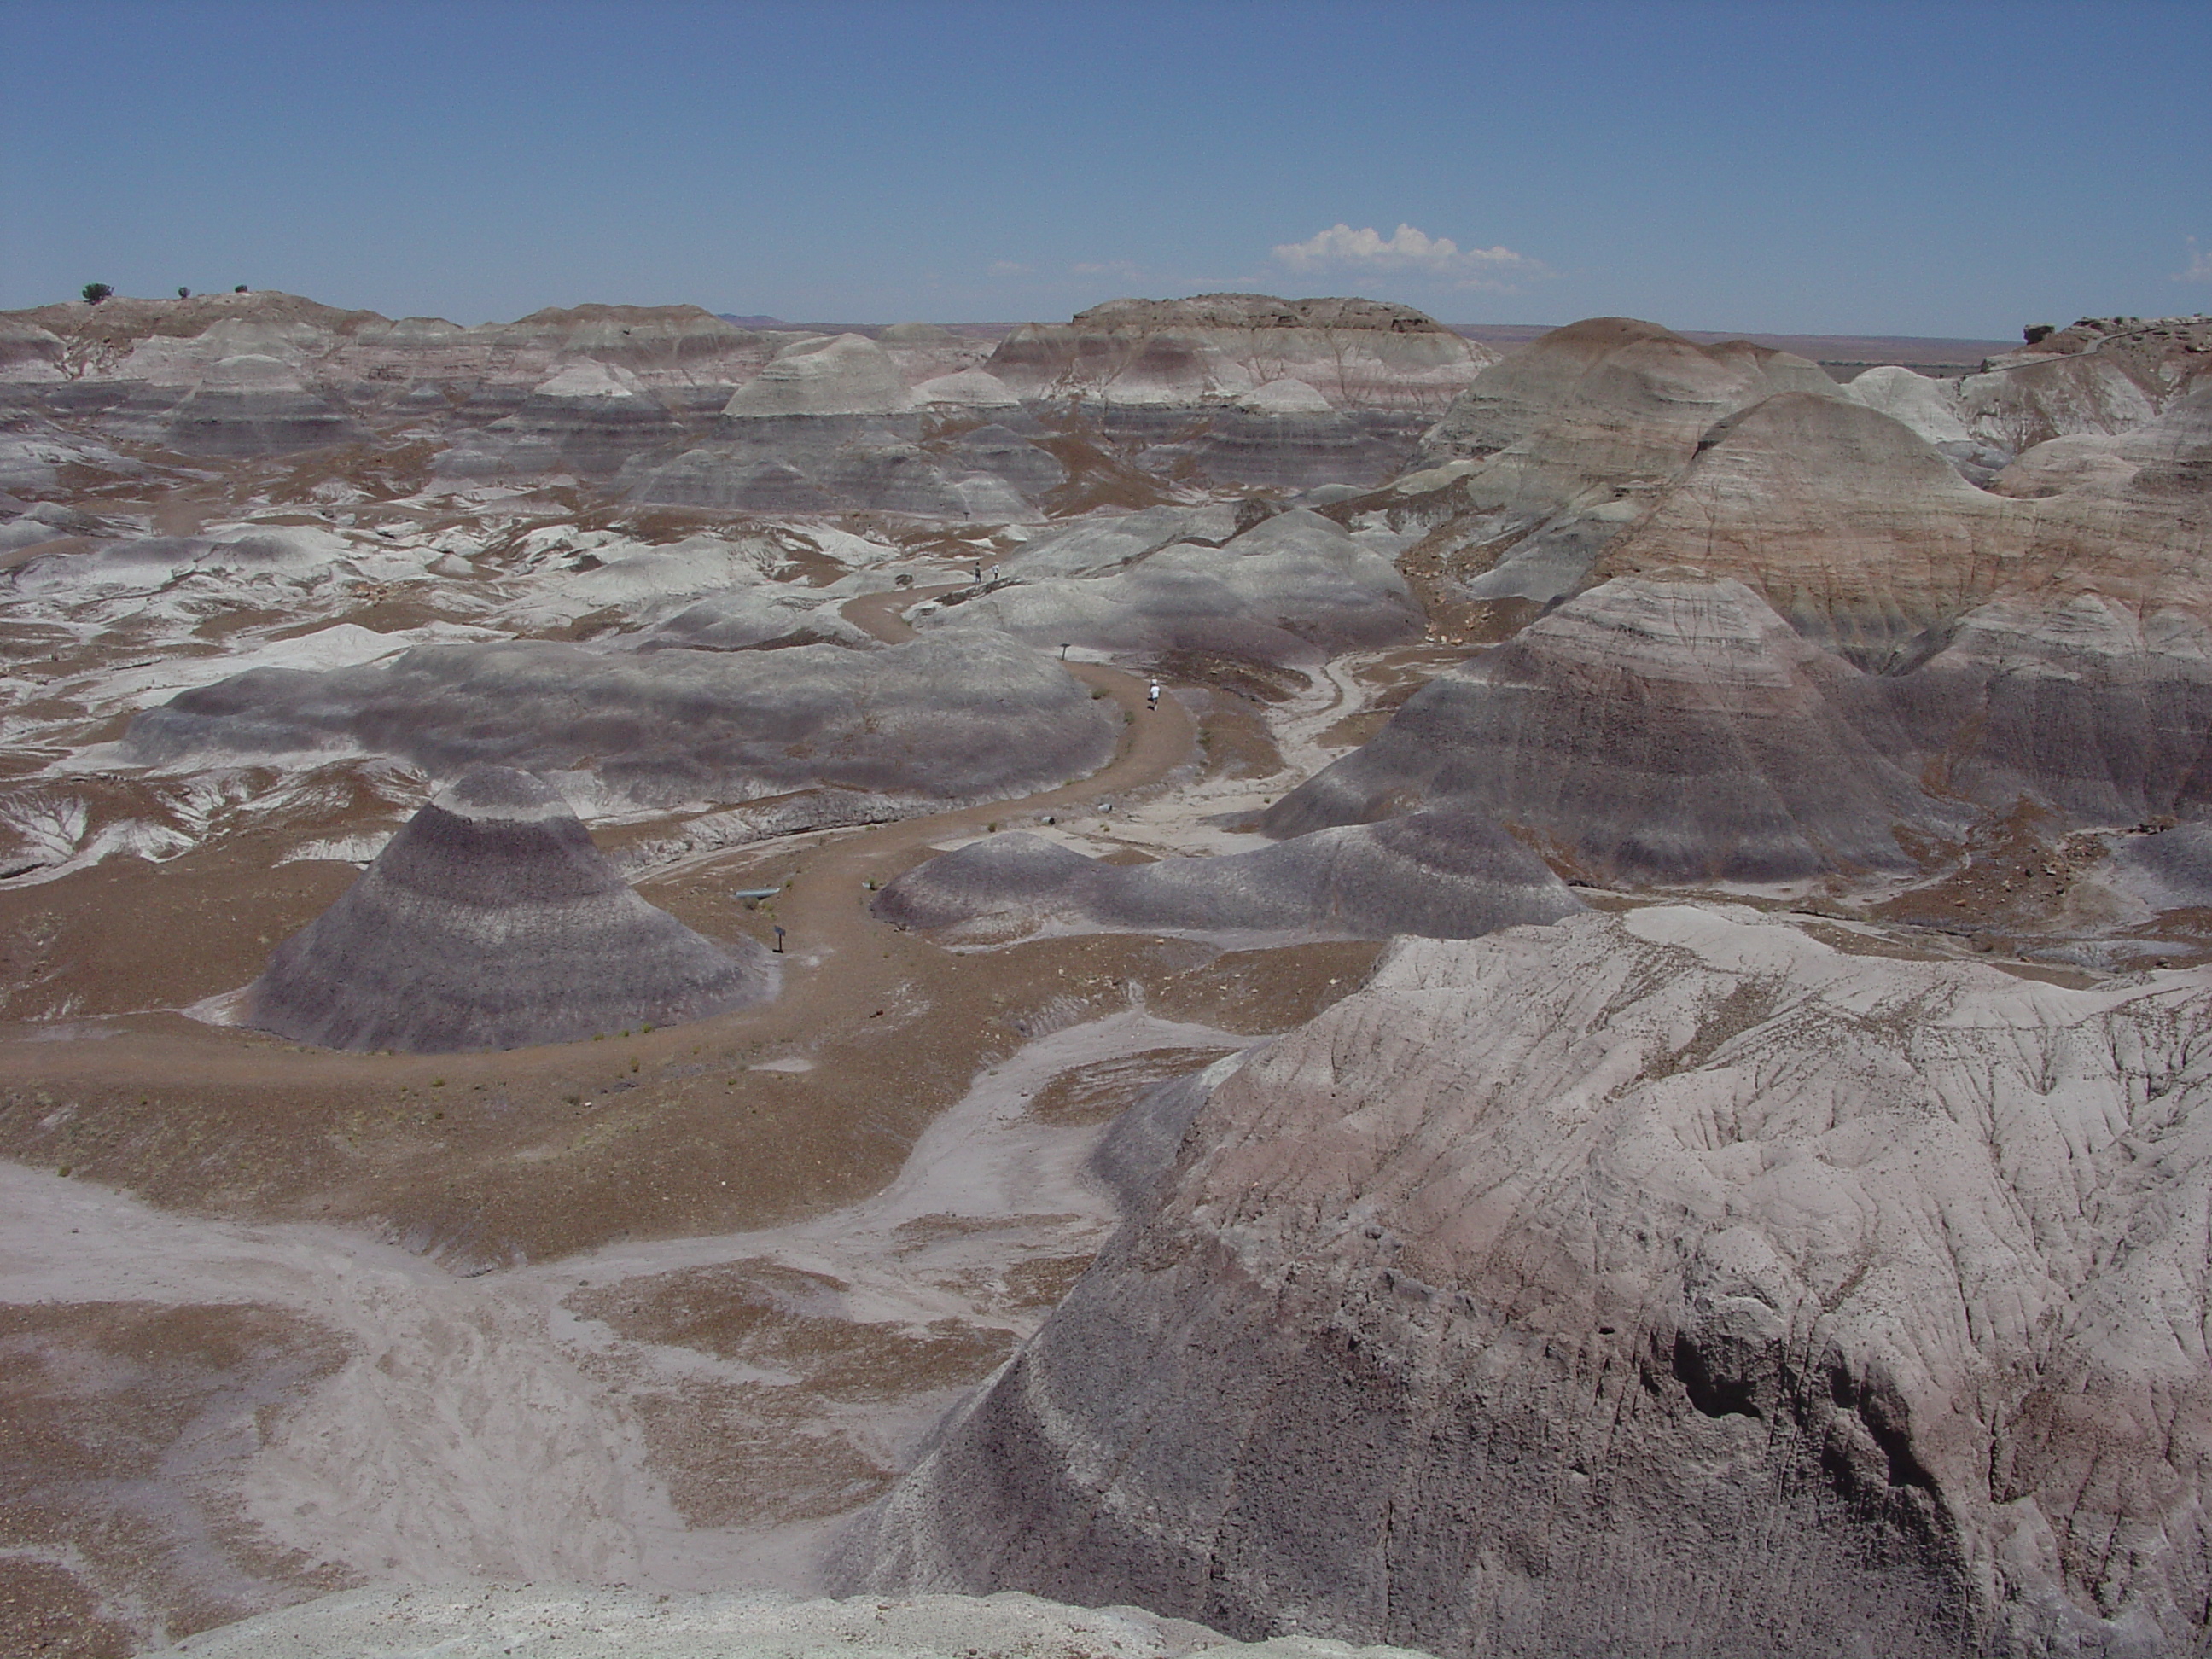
[842,905,2212,1658]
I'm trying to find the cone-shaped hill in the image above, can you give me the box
[246,767,777,1053]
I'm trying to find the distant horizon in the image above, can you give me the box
[9,284,2037,355]
[7,0,2206,341]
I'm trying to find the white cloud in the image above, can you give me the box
[988,259,1033,276]
[1272,223,1550,290]
[1071,259,1144,282]
[2179,238,2212,283]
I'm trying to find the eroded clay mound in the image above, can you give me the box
[840,905,2212,1658]
[1272,570,2212,881]
[247,767,775,1052]
[172,1584,1440,1659]
[1394,319,1843,604]
[434,358,684,480]
[124,634,1118,809]
[164,352,365,457]
[1591,391,2019,664]
[925,509,1421,665]
[1266,576,1951,882]
[876,811,1582,942]
[1416,316,1836,471]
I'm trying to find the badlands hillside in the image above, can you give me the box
[1,288,2210,1657]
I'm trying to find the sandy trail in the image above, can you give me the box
[1,1008,1248,1606]
[0,576,1198,1133]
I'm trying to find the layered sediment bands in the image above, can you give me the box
[1264,577,1948,882]
[723,334,914,417]
[165,353,365,457]
[434,359,685,479]
[1961,350,2163,453]
[463,302,764,381]
[1893,597,2212,823]
[924,508,1421,666]
[1838,364,1976,445]
[1412,317,1839,480]
[840,905,2212,1658]
[1271,575,2212,882]
[4,292,769,389]
[642,586,875,651]
[123,634,1119,808]
[1103,404,1432,492]
[1592,392,2017,664]
[626,399,1059,516]
[986,294,1492,408]
[247,767,775,1052]
[1591,387,2212,673]
[1995,385,2212,502]
[875,810,1583,943]
[1395,319,1842,605]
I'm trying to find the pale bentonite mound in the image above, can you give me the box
[170,1585,1439,1659]
[839,905,2212,1657]
[247,767,775,1052]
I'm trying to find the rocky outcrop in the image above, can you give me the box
[621,341,1064,515]
[841,905,2212,1659]
[246,767,775,1052]
[122,634,1120,810]
[1,292,768,389]
[1888,595,2212,824]
[625,420,1052,520]
[911,367,1021,408]
[1994,384,2212,502]
[875,810,1583,943]
[0,318,67,379]
[986,294,1492,410]
[1581,383,2212,671]
[1412,317,1838,475]
[1965,314,2211,452]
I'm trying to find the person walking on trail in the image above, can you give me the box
[1147,679,1161,710]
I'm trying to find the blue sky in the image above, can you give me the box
[3,0,2207,336]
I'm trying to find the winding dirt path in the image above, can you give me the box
[710,585,1194,1035]
[2,589,1196,1098]
[0,597,1214,1636]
